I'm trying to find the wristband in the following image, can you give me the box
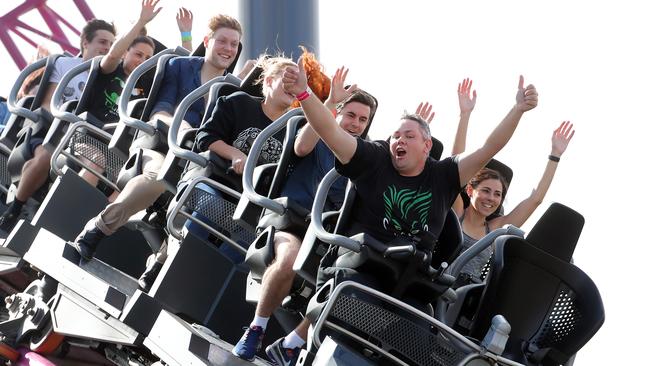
[180,31,192,41]
[296,89,311,102]
[548,155,560,162]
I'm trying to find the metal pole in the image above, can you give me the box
[238,0,319,63]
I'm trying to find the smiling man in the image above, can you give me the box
[72,14,243,268]
[282,59,538,303]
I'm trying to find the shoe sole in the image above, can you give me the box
[231,348,256,362]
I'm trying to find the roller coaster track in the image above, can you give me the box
[0,0,94,69]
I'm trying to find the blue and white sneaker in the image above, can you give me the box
[265,337,300,366]
[232,325,264,361]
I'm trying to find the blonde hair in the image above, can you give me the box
[207,14,242,37]
[255,54,296,97]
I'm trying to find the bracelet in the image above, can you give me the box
[180,31,192,42]
[548,155,560,162]
[296,89,311,102]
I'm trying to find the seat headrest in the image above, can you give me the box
[525,202,584,262]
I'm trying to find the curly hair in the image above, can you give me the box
[290,46,330,108]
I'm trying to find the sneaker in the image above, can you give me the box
[0,209,20,233]
[72,224,106,262]
[265,337,300,366]
[232,325,264,361]
[138,261,163,292]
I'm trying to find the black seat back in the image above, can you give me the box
[470,236,604,365]
[525,202,584,262]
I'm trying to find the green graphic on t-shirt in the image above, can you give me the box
[103,77,126,110]
[382,185,432,236]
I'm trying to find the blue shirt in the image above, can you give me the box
[281,140,347,211]
[0,101,10,126]
[150,57,213,128]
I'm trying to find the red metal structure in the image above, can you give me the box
[0,0,95,70]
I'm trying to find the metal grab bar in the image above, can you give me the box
[167,77,240,166]
[6,56,49,122]
[50,121,119,192]
[310,169,361,252]
[117,48,177,135]
[241,109,304,214]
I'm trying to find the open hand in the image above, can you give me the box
[328,66,358,105]
[458,78,477,114]
[415,102,435,124]
[176,7,193,33]
[515,75,538,112]
[551,121,574,157]
[140,0,162,24]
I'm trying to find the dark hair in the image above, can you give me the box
[207,14,242,37]
[337,89,377,116]
[468,168,509,213]
[80,19,116,51]
[400,112,431,140]
[129,36,155,51]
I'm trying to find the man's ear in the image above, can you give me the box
[424,137,432,154]
[203,35,210,49]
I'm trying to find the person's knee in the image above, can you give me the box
[33,147,52,168]
[273,232,301,272]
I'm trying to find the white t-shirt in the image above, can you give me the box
[49,57,89,104]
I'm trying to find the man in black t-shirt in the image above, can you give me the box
[282,59,538,293]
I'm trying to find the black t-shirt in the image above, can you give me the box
[86,62,148,123]
[196,91,284,164]
[336,139,461,244]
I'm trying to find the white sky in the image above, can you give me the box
[1,1,647,364]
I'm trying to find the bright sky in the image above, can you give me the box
[1,1,647,364]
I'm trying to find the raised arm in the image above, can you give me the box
[101,0,161,74]
[452,78,477,155]
[294,66,357,157]
[283,59,357,164]
[176,7,193,52]
[457,75,538,185]
[492,121,574,228]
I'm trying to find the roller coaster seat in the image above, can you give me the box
[468,235,604,365]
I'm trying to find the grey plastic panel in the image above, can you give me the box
[144,310,271,366]
[51,284,140,345]
[23,229,134,318]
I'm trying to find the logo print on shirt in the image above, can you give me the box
[233,127,283,164]
[382,185,432,236]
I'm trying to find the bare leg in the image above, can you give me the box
[15,145,51,201]
[255,231,301,318]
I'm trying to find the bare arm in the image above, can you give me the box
[208,140,247,174]
[294,66,357,157]
[40,83,57,111]
[492,121,574,228]
[176,7,193,52]
[452,78,477,155]
[101,0,161,74]
[283,60,357,163]
[457,75,538,185]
